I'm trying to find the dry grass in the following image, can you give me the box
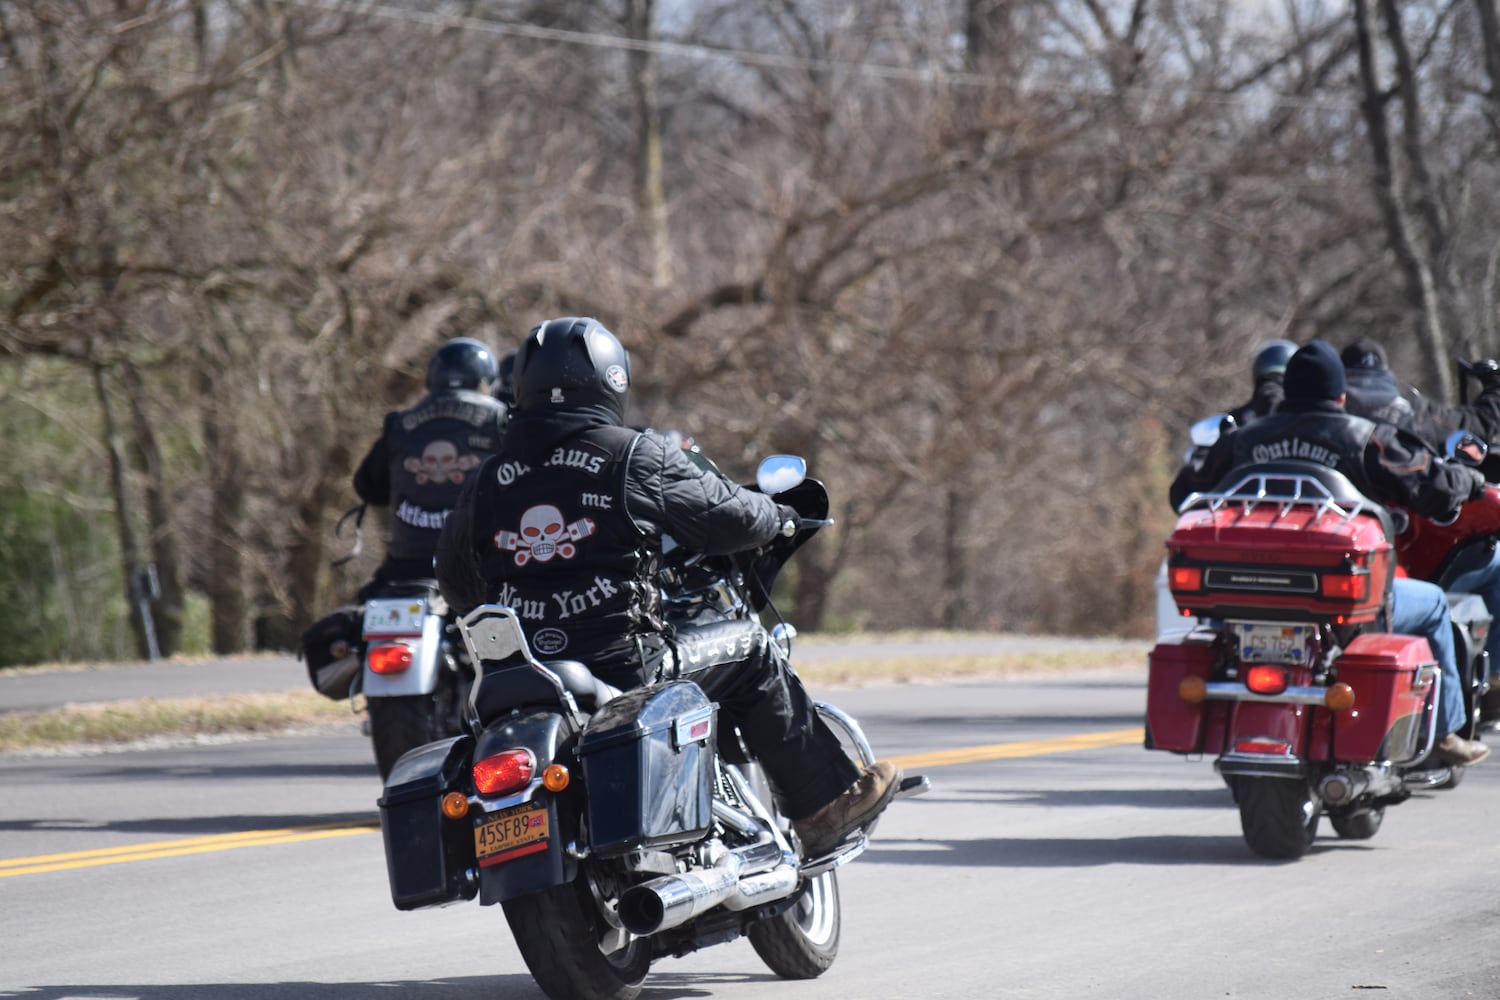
[0,692,356,753]
[0,643,1147,753]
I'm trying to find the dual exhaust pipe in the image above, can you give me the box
[616,840,800,936]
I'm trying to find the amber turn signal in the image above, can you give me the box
[1324,682,1356,713]
[542,764,570,792]
[1178,676,1207,704]
[441,791,470,819]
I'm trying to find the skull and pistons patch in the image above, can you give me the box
[403,439,483,485]
[495,505,597,566]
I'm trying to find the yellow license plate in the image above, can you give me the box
[474,801,550,867]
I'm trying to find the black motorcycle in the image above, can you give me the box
[376,454,928,1000]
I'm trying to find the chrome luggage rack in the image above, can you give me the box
[1178,470,1365,530]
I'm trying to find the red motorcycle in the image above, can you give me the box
[1147,460,1488,859]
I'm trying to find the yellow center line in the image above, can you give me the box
[0,820,380,878]
[888,726,1144,770]
[1,728,1142,877]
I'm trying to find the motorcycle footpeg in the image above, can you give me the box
[798,832,869,878]
[895,773,931,799]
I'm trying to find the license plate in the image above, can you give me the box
[474,801,550,867]
[1233,622,1309,665]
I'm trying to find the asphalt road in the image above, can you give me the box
[4,664,1500,999]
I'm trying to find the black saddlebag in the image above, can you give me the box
[299,606,362,699]
[377,735,477,910]
[577,680,716,856]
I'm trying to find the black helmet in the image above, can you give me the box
[494,351,517,405]
[426,337,499,393]
[513,317,631,421]
[1251,339,1298,382]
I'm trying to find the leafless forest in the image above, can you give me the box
[3,0,1500,665]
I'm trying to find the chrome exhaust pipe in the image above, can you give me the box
[616,842,792,936]
[1319,765,1401,806]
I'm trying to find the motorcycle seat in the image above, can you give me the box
[543,660,623,712]
[471,660,621,722]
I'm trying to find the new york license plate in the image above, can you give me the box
[1233,622,1309,665]
[474,801,550,867]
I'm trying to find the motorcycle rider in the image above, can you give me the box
[1170,340,1491,766]
[1226,338,1297,428]
[1342,336,1500,722]
[434,316,902,856]
[352,337,510,595]
[1341,337,1500,452]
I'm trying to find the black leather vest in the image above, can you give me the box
[384,390,507,561]
[470,425,658,661]
[1228,407,1378,493]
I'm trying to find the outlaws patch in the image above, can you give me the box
[495,504,596,566]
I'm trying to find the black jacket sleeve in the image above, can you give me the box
[1362,422,1480,520]
[624,434,785,554]
[1410,382,1500,449]
[352,417,393,507]
[1168,433,1238,512]
[434,464,489,616]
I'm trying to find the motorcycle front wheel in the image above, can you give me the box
[1236,776,1319,860]
[503,877,651,1000]
[747,869,840,979]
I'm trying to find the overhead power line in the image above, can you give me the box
[275,0,1490,120]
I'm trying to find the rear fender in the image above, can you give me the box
[363,608,448,697]
[1216,701,1310,778]
[473,708,582,905]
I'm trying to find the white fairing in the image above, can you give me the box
[362,596,446,697]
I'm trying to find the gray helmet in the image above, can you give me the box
[1252,339,1298,382]
[512,317,631,422]
[426,337,499,392]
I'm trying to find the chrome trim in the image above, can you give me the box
[1393,665,1441,768]
[1200,680,1332,707]
[814,702,876,767]
[1215,752,1307,779]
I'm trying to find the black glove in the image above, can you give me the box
[1473,359,1500,390]
[1466,465,1488,500]
[776,504,801,538]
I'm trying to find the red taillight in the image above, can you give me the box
[1169,565,1203,592]
[1245,665,1289,695]
[473,749,537,796]
[1320,572,1370,601]
[367,642,413,674]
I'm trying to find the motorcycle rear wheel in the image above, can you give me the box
[747,870,841,979]
[503,878,651,1000]
[1236,776,1319,860]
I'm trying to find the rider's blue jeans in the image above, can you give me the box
[1389,577,1465,736]
[1445,549,1500,680]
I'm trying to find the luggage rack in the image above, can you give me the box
[1179,470,1366,530]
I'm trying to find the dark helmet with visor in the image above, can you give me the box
[1251,339,1298,382]
[426,337,499,393]
[512,317,631,422]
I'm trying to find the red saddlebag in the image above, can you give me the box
[1146,631,1218,753]
[1331,633,1435,763]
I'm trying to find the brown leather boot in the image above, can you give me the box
[1437,732,1491,766]
[792,761,902,856]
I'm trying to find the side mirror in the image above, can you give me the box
[1445,430,1488,467]
[756,454,807,494]
[1189,413,1234,449]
